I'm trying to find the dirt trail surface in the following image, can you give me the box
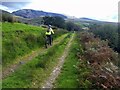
[42,33,74,89]
[2,34,67,79]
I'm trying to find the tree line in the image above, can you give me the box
[1,11,82,31]
[43,16,82,31]
[1,10,20,23]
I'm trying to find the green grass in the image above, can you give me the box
[0,65,2,89]
[2,22,45,67]
[2,22,68,68]
[2,33,71,88]
[2,22,44,32]
[54,33,80,88]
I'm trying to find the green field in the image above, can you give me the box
[2,22,67,68]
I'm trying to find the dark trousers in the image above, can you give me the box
[51,35,53,43]
[46,35,52,45]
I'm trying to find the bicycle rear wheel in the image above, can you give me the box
[45,37,50,48]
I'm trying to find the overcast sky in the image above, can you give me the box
[0,0,119,22]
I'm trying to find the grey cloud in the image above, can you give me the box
[1,2,31,9]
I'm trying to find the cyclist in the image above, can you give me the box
[45,25,54,46]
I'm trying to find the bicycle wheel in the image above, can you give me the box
[45,37,50,48]
[45,37,48,48]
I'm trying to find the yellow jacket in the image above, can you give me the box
[45,28,54,35]
[45,31,51,35]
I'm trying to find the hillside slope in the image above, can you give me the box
[2,22,68,68]
[12,9,67,19]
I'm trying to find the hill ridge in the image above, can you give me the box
[12,9,67,19]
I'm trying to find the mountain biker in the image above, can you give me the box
[45,25,54,46]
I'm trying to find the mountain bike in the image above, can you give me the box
[45,36,51,48]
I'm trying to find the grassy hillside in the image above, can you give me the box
[2,22,67,67]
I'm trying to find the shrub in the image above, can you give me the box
[78,31,120,89]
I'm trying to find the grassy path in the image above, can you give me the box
[2,34,68,79]
[53,32,80,88]
[2,33,71,88]
[42,33,75,88]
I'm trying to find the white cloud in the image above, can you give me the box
[0,5,8,10]
[0,0,119,22]
[0,4,12,12]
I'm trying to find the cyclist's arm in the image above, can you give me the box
[51,28,54,34]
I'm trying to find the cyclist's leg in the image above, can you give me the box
[45,36,47,48]
[51,35,53,43]
[49,35,52,46]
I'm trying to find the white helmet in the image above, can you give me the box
[48,25,51,27]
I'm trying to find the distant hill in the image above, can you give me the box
[67,17,101,23]
[1,9,117,27]
[79,17,100,22]
[0,9,13,17]
[78,17,117,24]
[12,9,67,19]
[67,17,117,25]
[0,9,11,15]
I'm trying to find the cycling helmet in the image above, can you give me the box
[48,25,51,27]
